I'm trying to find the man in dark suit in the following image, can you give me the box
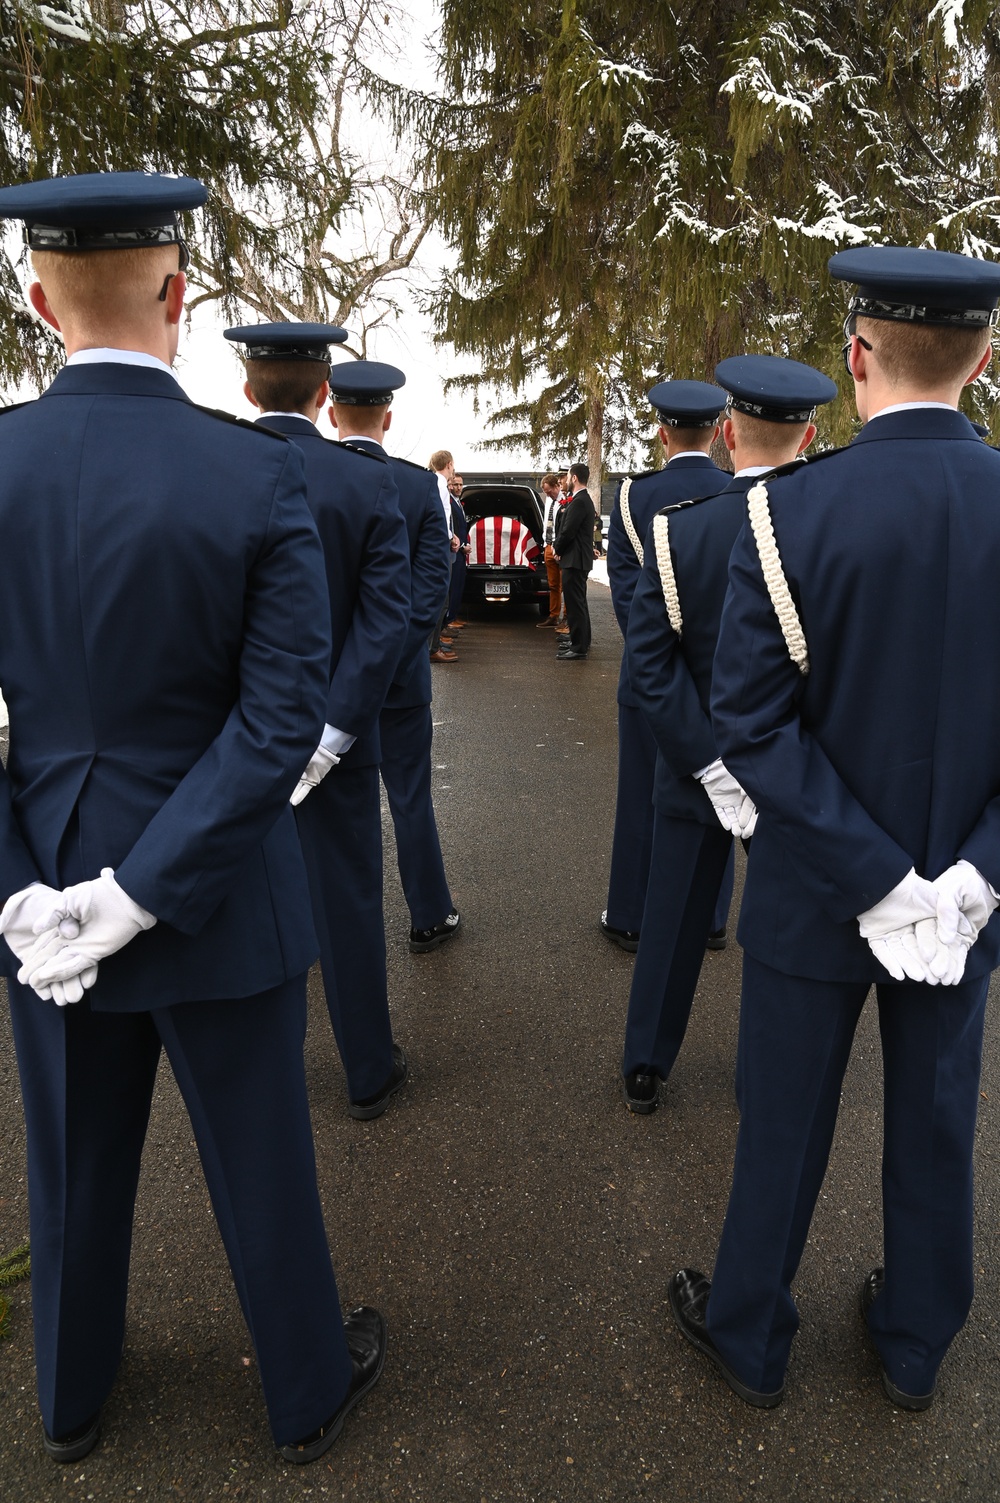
[672,246,1000,1413]
[552,461,597,660]
[602,381,729,951]
[326,363,461,953]
[227,322,412,1121]
[446,478,470,631]
[623,357,835,1113]
[0,173,384,1465]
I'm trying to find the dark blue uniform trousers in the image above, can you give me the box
[296,762,394,1102]
[707,956,989,1396]
[9,976,352,1445]
[622,813,733,1079]
[605,704,656,933]
[379,704,453,930]
[713,844,734,935]
[448,550,467,623]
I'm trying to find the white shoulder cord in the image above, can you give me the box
[746,480,810,676]
[651,513,683,637]
[618,477,644,565]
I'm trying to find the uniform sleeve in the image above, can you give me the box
[627,523,717,778]
[392,480,451,689]
[710,523,911,920]
[114,445,333,932]
[0,766,45,904]
[325,468,411,737]
[606,482,640,637]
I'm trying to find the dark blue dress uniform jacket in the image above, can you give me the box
[257,416,410,762]
[608,456,729,707]
[711,407,1000,982]
[345,444,449,710]
[0,364,332,1010]
[627,475,755,819]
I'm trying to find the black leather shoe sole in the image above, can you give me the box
[279,1309,387,1463]
[348,1045,409,1120]
[860,1268,935,1411]
[408,911,461,954]
[669,1270,784,1409]
[705,928,727,951]
[600,914,639,953]
[623,1070,659,1113]
[43,1411,101,1462]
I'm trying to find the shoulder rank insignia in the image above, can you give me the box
[337,440,388,463]
[192,403,288,437]
[661,489,721,516]
[765,445,847,481]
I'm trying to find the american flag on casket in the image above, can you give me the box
[467,515,542,568]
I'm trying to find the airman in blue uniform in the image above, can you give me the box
[0,174,385,1464]
[226,323,412,1120]
[622,357,836,1112]
[603,381,730,951]
[326,362,460,952]
[671,246,1000,1413]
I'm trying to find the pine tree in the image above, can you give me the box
[0,0,430,391]
[428,0,1000,471]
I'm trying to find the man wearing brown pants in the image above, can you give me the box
[536,472,567,628]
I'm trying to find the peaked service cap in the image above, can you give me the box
[0,171,206,256]
[328,360,406,405]
[225,322,349,365]
[829,246,1000,328]
[647,379,727,427]
[715,355,838,424]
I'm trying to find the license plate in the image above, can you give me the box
[485,581,511,597]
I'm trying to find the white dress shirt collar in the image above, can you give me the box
[667,450,713,463]
[66,348,178,380]
[868,401,956,421]
[735,465,775,478]
[257,411,317,426]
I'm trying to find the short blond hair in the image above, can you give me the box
[729,409,810,463]
[429,448,453,472]
[856,315,991,390]
[32,245,181,327]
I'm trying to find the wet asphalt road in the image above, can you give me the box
[2,582,1000,1502]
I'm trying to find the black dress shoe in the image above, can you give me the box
[623,1069,659,1113]
[668,1269,784,1408]
[43,1410,101,1462]
[279,1306,387,1463]
[408,909,461,953]
[556,648,588,660]
[706,927,727,951]
[860,1267,935,1411]
[348,1044,409,1121]
[600,911,639,952]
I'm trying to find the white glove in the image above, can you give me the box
[290,744,340,806]
[858,868,958,984]
[1,883,79,963]
[23,868,156,993]
[697,759,758,838]
[934,860,999,946]
[0,883,102,1004]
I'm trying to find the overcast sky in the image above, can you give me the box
[177,0,542,474]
